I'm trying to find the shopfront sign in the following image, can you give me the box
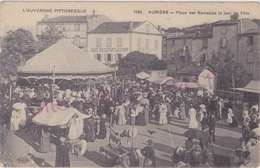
[91,48,129,52]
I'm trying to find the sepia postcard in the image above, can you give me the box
[0,1,259,167]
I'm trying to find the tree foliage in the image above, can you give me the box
[0,25,64,78]
[36,24,65,53]
[207,51,251,90]
[0,28,36,76]
[118,51,167,77]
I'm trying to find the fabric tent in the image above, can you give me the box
[32,102,90,126]
[17,39,113,80]
[136,71,151,79]
[233,80,260,94]
[147,76,173,85]
[174,82,207,89]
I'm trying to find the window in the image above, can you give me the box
[107,54,112,62]
[248,36,254,46]
[73,36,80,46]
[116,38,122,47]
[74,24,80,31]
[201,54,207,62]
[221,26,227,34]
[115,53,122,62]
[137,38,141,48]
[145,39,149,49]
[172,40,175,45]
[106,38,112,47]
[220,38,227,48]
[258,51,260,63]
[145,24,150,33]
[247,51,254,63]
[118,54,122,61]
[96,54,102,61]
[154,39,158,49]
[202,39,208,49]
[183,39,186,45]
[96,38,102,47]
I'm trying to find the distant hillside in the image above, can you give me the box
[165,27,182,33]
[183,23,213,34]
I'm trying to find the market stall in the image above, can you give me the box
[32,102,91,156]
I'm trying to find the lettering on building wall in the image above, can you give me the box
[91,48,129,52]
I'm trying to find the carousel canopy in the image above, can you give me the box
[32,102,90,126]
[147,76,173,85]
[17,39,113,79]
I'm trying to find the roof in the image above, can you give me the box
[147,76,173,85]
[177,64,212,75]
[168,32,212,39]
[33,103,90,126]
[234,80,260,94]
[38,15,106,23]
[89,21,142,33]
[240,18,259,34]
[213,20,238,26]
[17,39,113,75]
[136,71,151,79]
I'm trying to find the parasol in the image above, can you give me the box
[183,129,208,140]
[250,127,260,137]
[12,103,26,110]
[140,98,149,105]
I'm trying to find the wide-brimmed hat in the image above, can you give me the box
[148,139,153,145]
[176,147,185,155]
[60,137,66,142]
[199,104,206,109]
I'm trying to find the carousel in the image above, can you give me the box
[11,39,115,157]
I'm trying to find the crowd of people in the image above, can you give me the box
[0,78,259,167]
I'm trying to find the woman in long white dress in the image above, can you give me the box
[159,102,168,125]
[188,105,198,129]
[116,104,126,125]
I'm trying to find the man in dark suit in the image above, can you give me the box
[141,139,157,167]
[208,113,216,143]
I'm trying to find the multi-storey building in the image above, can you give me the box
[87,21,162,65]
[238,19,260,80]
[166,13,260,81]
[36,11,112,49]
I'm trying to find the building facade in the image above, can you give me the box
[238,19,260,80]
[36,11,112,49]
[87,21,162,65]
[166,13,260,81]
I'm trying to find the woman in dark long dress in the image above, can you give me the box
[55,137,70,167]
[97,114,107,139]
[84,118,97,142]
[137,104,146,126]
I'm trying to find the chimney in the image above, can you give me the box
[92,10,95,17]
[158,25,161,32]
[230,12,239,22]
[44,14,48,21]
[129,21,133,30]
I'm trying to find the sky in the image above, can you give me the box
[1,2,259,38]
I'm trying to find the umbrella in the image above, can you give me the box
[12,103,26,110]
[140,98,149,105]
[183,129,208,140]
[250,127,260,137]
